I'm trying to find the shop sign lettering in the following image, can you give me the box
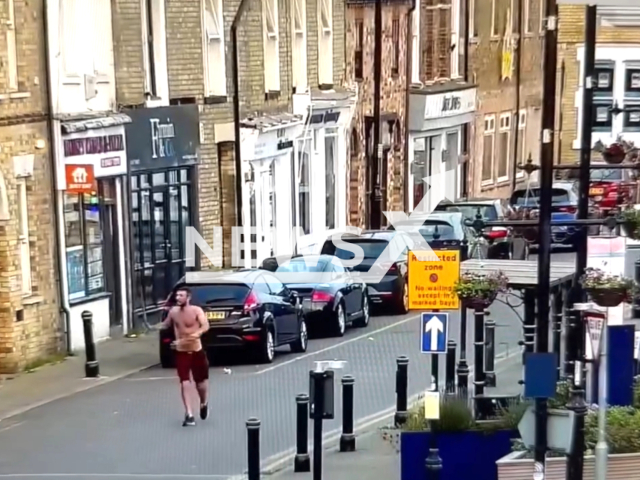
[442,96,461,112]
[64,134,124,157]
[150,118,176,158]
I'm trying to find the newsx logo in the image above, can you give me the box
[186,168,459,284]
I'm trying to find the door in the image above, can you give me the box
[263,273,297,342]
[328,261,359,316]
[98,179,121,327]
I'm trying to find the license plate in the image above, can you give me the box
[590,188,604,195]
[207,311,226,321]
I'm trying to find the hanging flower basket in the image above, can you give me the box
[602,143,626,165]
[507,208,539,243]
[620,208,640,240]
[454,271,509,310]
[581,267,636,308]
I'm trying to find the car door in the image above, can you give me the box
[329,260,358,317]
[262,273,298,343]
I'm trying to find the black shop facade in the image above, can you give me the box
[123,105,200,323]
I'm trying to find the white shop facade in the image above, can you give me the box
[407,85,476,212]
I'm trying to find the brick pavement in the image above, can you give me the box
[0,333,157,422]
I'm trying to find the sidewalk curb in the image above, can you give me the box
[0,362,158,423]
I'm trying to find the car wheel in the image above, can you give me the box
[160,343,174,369]
[334,302,346,337]
[354,294,370,328]
[396,282,409,315]
[290,318,308,353]
[258,328,276,364]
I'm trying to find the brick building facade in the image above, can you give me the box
[468,0,544,198]
[557,6,640,165]
[0,0,61,373]
[345,1,410,227]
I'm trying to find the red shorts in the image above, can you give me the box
[175,350,209,383]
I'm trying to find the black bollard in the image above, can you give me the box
[634,259,640,318]
[425,421,442,480]
[445,340,456,394]
[553,288,564,379]
[82,311,100,378]
[473,308,486,399]
[339,375,356,452]
[246,417,261,480]
[484,317,496,388]
[311,371,325,480]
[294,394,310,472]
[394,356,409,426]
[456,307,470,395]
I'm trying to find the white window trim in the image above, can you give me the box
[263,0,281,92]
[540,0,545,33]
[523,0,531,34]
[491,0,498,37]
[451,0,460,78]
[469,0,475,38]
[481,114,496,186]
[141,0,170,104]
[6,0,17,91]
[411,6,420,83]
[318,0,333,86]
[497,112,512,183]
[203,0,227,97]
[17,179,31,297]
[517,109,526,178]
[291,0,308,90]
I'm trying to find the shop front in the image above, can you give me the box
[124,105,200,324]
[55,114,131,351]
[239,113,305,267]
[407,85,476,212]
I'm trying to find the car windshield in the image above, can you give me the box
[276,259,327,273]
[418,222,459,241]
[441,204,498,221]
[334,240,390,260]
[511,188,571,206]
[184,284,251,305]
[591,168,622,182]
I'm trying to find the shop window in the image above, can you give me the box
[297,138,311,234]
[325,132,337,229]
[64,190,105,301]
[17,179,31,296]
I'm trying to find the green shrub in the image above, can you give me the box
[547,381,572,410]
[585,406,640,455]
[633,378,640,409]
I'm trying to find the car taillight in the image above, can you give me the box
[557,206,577,213]
[243,291,260,314]
[486,230,508,239]
[311,290,333,303]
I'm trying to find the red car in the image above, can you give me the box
[589,163,635,215]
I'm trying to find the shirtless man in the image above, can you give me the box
[159,287,210,426]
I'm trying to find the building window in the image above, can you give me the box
[424,1,452,81]
[450,0,460,78]
[297,138,311,234]
[355,19,364,81]
[491,0,498,37]
[516,110,526,178]
[470,0,477,38]
[482,115,496,184]
[141,0,169,101]
[523,0,532,34]
[392,16,400,76]
[292,0,307,90]
[64,192,105,301]
[497,113,511,181]
[203,0,227,97]
[263,0,280,93]
[540,0,545,32]
[6,0,18,91]
[325,130,338,229]
[592,60,614,133]
[17,179,31,296]
[411,8,420,83]
[623,65,640,132]
[318,0,333,85]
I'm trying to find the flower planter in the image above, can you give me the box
[462,296,496,310]
[621,221,640,240]
[401,430,516,480]
[586,287,628,307]
[497,450,640,480]
[603,151,626,165]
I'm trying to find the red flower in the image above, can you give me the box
[605,143,625,156]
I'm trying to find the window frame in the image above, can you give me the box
[291,0,308,90]
[523,0,532,34]
[17,179,31,296]
[481,115,496,186]
[516,110,526,179]
[497,112,512,182]
[141,0,169,103]
[469,0,476,38]
[391,15,400,76]
[6,0,18,91]
[540,0,545,33]
[318,0,334,86]
[263,0,281,93]
[491,0,499,38]
[203,0,227,97]
[354,19,364,81]
[411,7,420,83]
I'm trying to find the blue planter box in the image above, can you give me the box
[400,430,517,480]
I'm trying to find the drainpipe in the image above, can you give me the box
[232,0,251,227]
[461,0,470,197]
[43,0,72,352]
[510,0,523,191]
[370,0,383,229]
[404,0,417,214]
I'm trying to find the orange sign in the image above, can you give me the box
[65,164,95,194]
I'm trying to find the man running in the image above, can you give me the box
[159,287,210,426]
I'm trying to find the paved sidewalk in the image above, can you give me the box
[0,333,158,422]
[271,429,398,480]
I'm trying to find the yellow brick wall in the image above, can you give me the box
[0,0,61,373]
[557,5,640,165]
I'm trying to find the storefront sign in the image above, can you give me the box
[407,250,460,310]
[61,125,128,180]
[423,87,476,120]
[65,164,95,194]
[124,105,200,172]
[243,123,303,161]
[441,96,461,112]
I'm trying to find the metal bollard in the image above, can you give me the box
[82,311,100,378]
[634,259,640,318]
[246,417,261,480]
[456,308,470,395]
[339,375,356,452]
[473,308,486,399]
[294,394,310,472]
[445,340,457,394]
[425,423,443,480]
[484,318,496,388]
[394,356,409,426]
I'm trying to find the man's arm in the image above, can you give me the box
[157,309,173,330]
[193,307,209,336]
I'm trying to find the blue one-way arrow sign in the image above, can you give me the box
[420,312,448,354]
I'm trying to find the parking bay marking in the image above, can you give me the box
[253,313,421,375]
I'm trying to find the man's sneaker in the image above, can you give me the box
[183,414,196,427]
[200,403,209,420]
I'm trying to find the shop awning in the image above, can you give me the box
[60,112,132,134]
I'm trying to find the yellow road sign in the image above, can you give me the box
[408,250,460,310]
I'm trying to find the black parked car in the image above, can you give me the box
[159,270,308,367]
[270,254,370,337]
[319,230,409,314]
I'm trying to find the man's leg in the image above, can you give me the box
[176,352,196,426]
[194,350,210,420]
